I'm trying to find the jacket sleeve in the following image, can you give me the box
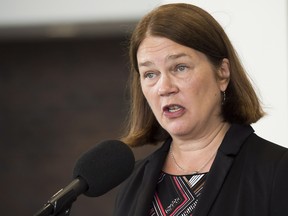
[271,150,288,215]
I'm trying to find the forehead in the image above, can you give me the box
[137,36,207,67]
[138,37,190,62]
[138,36,185,56]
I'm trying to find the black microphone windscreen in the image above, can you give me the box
[72,140,135,197]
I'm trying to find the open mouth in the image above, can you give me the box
[164,105,184,113]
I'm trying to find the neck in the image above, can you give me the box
[164,122,230,175]
[174,122,228,151]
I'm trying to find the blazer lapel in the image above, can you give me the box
[134,140,171,216]
[194,124,254,216]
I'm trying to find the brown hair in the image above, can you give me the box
[122,3,265,147]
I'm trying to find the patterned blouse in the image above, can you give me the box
[149,172,208,216]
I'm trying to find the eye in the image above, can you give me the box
[143,72,157,79]
[176,64,188,72]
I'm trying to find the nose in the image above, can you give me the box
[157,74,178,96]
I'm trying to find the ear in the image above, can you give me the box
[217,58,230,91]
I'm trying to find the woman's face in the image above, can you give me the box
[137,36,230,141]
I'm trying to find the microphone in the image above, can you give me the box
[34,140,135,216]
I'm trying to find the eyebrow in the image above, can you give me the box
[138,61,154,68]
[167,53,189,60]
[138,53,189,68]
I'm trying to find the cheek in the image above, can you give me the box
[141,83,149,99]
[141,86,157,107]
[198,78,222,107]
[181,75,201,95]
[185,74,219,101]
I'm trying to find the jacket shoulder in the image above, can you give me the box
[245,133,288,161]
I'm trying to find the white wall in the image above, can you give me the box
[1,0,287,147]
[0,0,161,26]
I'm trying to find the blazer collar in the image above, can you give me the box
[194,124,254,216]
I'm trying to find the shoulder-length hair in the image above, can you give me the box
[122,3,265,147]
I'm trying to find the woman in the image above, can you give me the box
[113,3,288,216]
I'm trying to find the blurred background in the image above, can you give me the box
[0,0,287,215]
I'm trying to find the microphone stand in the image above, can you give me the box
[33,178,87,216]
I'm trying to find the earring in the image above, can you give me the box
[222,91,226,105]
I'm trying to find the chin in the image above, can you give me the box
[167,128,190,138]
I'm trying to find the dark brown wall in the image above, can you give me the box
[0,36,157,215]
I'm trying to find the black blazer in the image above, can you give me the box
[113,124,288,216]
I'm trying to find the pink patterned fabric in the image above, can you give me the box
[149,172,207,216]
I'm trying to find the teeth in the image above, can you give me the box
[168,105,182,112]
